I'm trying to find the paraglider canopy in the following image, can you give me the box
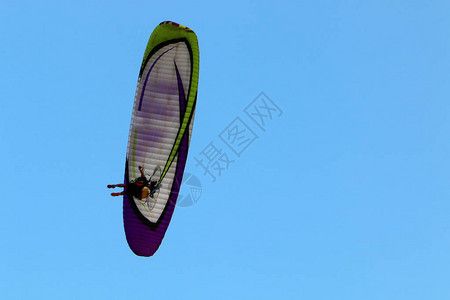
[122,21,199,256]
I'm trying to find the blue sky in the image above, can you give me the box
[1,0,450,299]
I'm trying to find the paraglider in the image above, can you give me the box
[111,21,199,257]
[108,166,153,199]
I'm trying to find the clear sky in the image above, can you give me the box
[1,0,450,299]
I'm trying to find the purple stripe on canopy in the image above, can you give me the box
[123,132,189,256]
[138,47,174,111]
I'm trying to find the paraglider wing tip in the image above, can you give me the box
[159,20,193,32]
